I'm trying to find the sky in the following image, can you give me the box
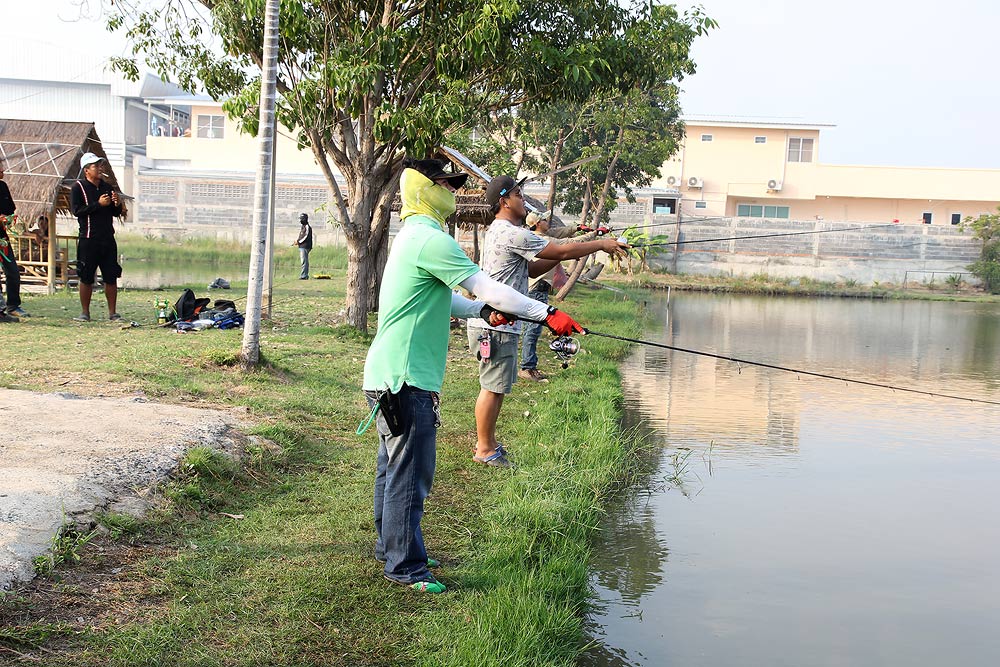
[677,0,1000,168]
[6,0,1000,170]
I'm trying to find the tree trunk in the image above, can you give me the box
[555,138,623,301]
[546,128,565,212]
[340,167,399,332]
[240,0,279,369]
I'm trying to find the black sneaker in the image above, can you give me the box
[0,311,19,323]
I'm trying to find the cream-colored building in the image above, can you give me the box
[139,98,323,175]
[654,117,999,225]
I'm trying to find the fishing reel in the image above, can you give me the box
[549,336,581,369]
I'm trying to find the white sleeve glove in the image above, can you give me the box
[459,270,549,322]
[450,291,485,320]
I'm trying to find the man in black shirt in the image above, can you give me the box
[70,153,123,321]
[0,160,28,319]
[293,212,313,279]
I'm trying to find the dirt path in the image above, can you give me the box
[0,388,246,590]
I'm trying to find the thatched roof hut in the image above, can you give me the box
[392,145,559,230]
[0,119,121,224]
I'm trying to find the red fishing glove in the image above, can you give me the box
[545,306,584,336]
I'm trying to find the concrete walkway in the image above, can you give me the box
[0,389,243,590]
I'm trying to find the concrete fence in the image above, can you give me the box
[638,216,980,285]
[130,172,982,285]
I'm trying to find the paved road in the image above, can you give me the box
[0,389,242,590]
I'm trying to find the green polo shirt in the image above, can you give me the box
[363,215,480,393]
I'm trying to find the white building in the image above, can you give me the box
[0,38,186,186]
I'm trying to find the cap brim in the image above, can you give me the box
[503,176,528,197]
[440,172,468,189]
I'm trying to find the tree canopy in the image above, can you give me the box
[109,0,715,330]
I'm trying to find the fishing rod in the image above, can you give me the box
[629,222,899,248]
[609,216,730,232]
[546,328,1000,406]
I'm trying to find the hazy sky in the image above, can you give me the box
[678,0,1000,168]
[7,0,1000,169]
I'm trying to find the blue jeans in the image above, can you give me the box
[1,254,20,309]
[520,288,549,370]
[365,386,439,584]
[299,247,310,278]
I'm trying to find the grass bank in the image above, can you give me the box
[0,249,643,666]
[603,268,1000,302]
[117,234,349,272]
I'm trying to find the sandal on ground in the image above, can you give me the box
[72,314,91,322]
[384,574,447,594]
[473,446,514,469]
[109,313,123,321]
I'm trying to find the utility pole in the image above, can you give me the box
[262,141,277,318]
[240,0,279,367]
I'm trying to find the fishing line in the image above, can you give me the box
[630,223,899,248]
[581,329,1000,407]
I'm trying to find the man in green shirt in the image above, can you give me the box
[362,158,584,593]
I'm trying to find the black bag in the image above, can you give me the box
[172,289,212,322]
[213,299,236,312]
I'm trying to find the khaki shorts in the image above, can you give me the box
[468,327,519,394]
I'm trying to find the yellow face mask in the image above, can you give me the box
[399,169,456,225]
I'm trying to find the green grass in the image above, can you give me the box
[117,233,349,271]
[0,255,643,666]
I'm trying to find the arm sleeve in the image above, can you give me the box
[0,182,15,215]
[450,292,484,319]
[546,225,578,239]
[459,270,549,322]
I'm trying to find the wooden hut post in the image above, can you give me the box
[472,223,480,265]
[46,206,56,293]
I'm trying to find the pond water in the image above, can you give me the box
[117,259,247,291]
[583,293,1000,667]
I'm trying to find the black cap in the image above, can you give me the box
[486,175,527,206]
[404,158,468,189]
[299,213,309,223]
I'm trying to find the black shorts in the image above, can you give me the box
[77,237,122,285]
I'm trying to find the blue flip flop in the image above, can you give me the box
[473,445,514,468]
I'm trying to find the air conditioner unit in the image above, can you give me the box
[767,179,783,191]
[687,176,703,188]
[666,175,682,187]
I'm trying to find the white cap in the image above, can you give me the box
[80,152,103,168]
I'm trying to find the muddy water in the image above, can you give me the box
[583,293,1000,667]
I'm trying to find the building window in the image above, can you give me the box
[694,201,707,209]
[922,212,932,224]
[652,197,677,214]
[787,137,814,162]
[197,115,226,139]
[738,204,790,219]
[701,134,713,142]
[754,136,767,144]
[951,213,962,225]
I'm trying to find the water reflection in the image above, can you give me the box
[585,293,1000,667]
